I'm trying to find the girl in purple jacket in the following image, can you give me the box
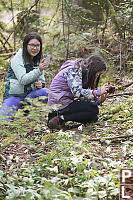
[48,55,110,130]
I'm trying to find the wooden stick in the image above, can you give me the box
[107,92,133,98]
[107,82,133,98]
[0,154,6,162]
[86,134,133,142]
[118,81,133,90]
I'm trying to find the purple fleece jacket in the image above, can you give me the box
[48,60,101,110]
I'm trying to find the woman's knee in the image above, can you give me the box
[26,88,49,99]
[94,106,99,115]
[0,97,23,121]
[87,104,99,115]
[93,115,98,122]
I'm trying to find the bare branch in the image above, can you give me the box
[107,92,133,98]
[86,134,133,142]
[2,0,40,50]
[118,81,133,90]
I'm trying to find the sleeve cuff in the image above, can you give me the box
[96,97,102,105]
[92,88,101,97]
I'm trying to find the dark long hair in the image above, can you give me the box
[22,32,42,65]
[82,55,106,89]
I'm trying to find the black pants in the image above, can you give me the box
[49,100,99,124]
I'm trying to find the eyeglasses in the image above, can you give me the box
[28,43,40,48]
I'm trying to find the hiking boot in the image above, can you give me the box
[47,115,65,130]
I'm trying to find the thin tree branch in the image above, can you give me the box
[48,0,61,26]
[10,0,16,51]
[107,92,133,98]
[118,81,133,90]
[62,0,67,52]
[64,0,72,59]
[86,134,133,142]
[2,0,40,50]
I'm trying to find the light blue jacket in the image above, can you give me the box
[3,48,45,100]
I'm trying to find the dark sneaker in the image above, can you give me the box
[47,115,65,130]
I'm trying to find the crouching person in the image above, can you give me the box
[47,55,110,130]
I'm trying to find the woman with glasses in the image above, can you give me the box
[0,32,49,121]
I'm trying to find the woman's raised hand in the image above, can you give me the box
[101,83,109,94]
[39,55,51,71]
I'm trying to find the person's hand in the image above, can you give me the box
[39,57,50,71]
[101,83,109,94]
[35,79,42,88]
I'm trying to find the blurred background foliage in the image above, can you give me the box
[0,2,133,199]
[0,0,132,77]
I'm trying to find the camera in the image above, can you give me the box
[107,86,115,93]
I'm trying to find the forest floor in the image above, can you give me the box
[0,2,133,198]
[0,71,133,199]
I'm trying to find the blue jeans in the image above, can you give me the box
[0,88,49,121]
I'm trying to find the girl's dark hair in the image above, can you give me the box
[22,32,42,65]
[82,55,106,89]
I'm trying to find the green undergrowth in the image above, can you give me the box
[0,96,133,200]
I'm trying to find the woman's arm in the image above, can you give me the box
[63,66,95,100]
[10,49,48,86]
[64,66,109,101]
